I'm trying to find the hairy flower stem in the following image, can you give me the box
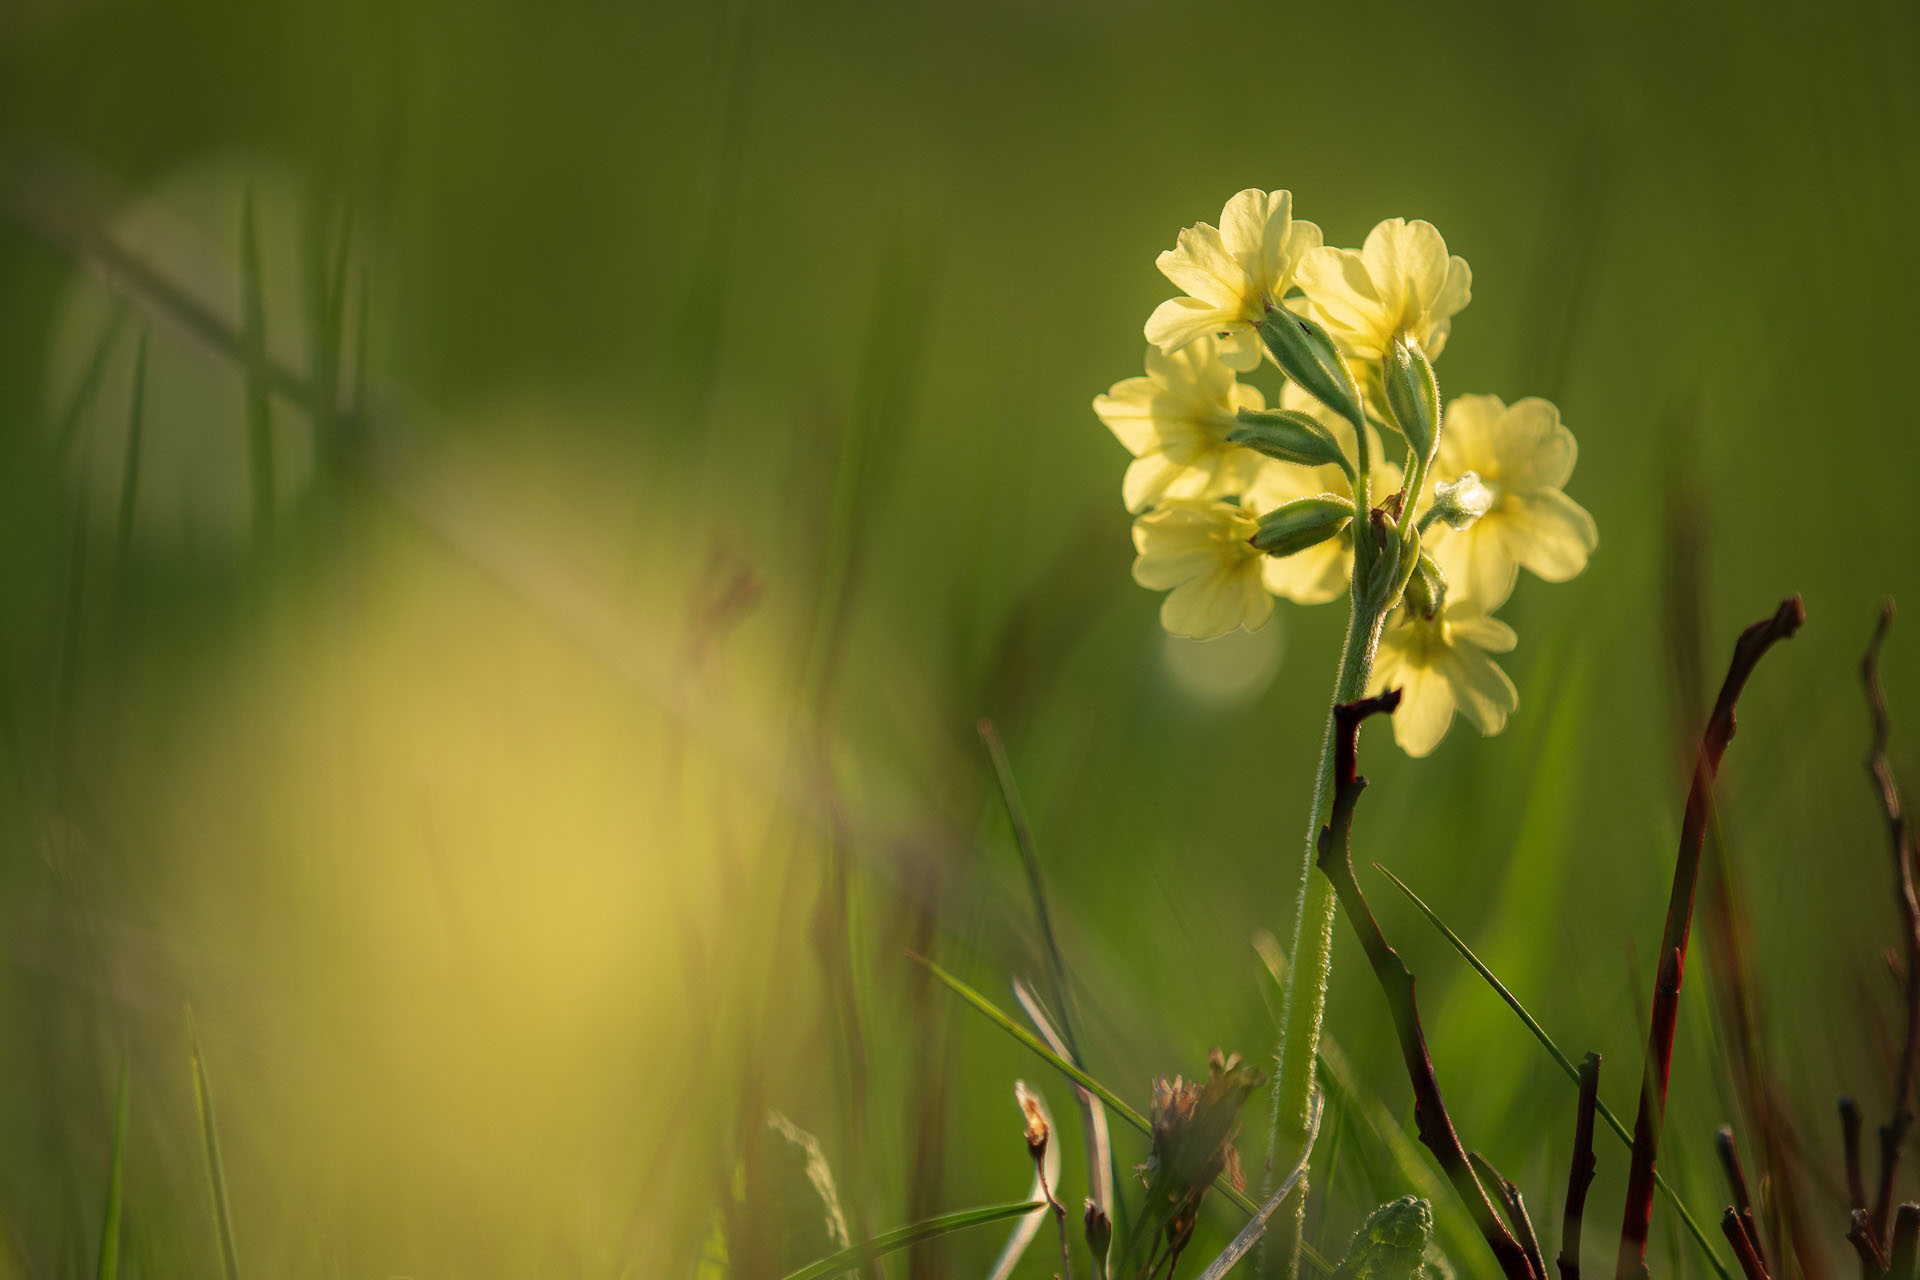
[1260,587,1390,1280]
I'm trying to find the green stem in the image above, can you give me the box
[1260,586,1390,1280]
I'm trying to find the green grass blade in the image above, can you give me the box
[188,1010,243,1280]
[113,330,147,572]
[780,1200,1044,1280]
[907,949,1336,1277]
[910,951,1150,1132]
[52,298,129,460]
[239,186,274,540]
[1374,865,1733,1280]
[96,1056,128,1280]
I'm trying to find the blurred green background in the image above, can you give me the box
[1,0,1918,1275]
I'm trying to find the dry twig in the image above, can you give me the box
[1617,596,1805,1280]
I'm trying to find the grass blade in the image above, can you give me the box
[909,951,1149,1133]
[113,330,147,573]
[239,186,274,540]
[51,298,129,461]
[780,1200,1046,1280]
[188,1010,242,1280]
[908,949,1337,1277]
[95,1056,128,1280]
[1374,864,1734,1280]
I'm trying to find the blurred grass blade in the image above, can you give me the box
[910,952,1147,1132]
[95,1056,128,1280]
[239,186,274,540]
[113,330,147,572]
[982,720,1082,1060]
[1374,864,1733,1280]
[780,1200,1045,1280]
[1193,1091,1322,1280]
[908,953,1289,1227]
[189,1010,243,1280]
[52,298,129,460]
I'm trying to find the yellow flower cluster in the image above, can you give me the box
[1095,189,1597,755]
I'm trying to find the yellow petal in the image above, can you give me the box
[1161,565,1272,639]
[1155,223,1243,311]
[1261,538,1349,604]
[1505,490,1598,582]
[1146,296,1230,354]
[1215,327,1263,370]
[1092,376,1160,456]
[1428,521,1519,611]
[1440,643,1518,737]
[1385,660,1455,757]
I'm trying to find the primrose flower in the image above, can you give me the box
[1295,218,1471,363]
[1244,385,1399,605]
[1131,499,1270,640]
[1423,394,1598,608]
[1145,189,1323,371]
[1094,336,1267,512]
[1368,600,1518,757]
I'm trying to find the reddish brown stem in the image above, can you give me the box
[1849,1098,1878,1241]
[1560,1054,1602,1280]
[1866,601,1920,1243]
[1715,1127,1766,1276]
[1474,1151,1550,1280]
[1722,1208,1772,1280]
[1616,596,1805,1280]
[1315,691,1536,1280]
[1854,1209,1892,1280]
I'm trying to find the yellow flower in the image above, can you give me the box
[1094,336,1267,512]
[1424,394,1598,608]
[1294,218,1471,362]
[1242,385,1399,605]
[1131,499,1271,640]
[1145,189,1323,372]
[1368,601,1518,757]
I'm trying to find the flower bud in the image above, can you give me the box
[1358,510,1406,615]
[1251,495,1353,557]
[1226,409,1349,471]
[1382,333,1440,465]
[1256,308,1363,426]
[1084,1200,1112,1267]
[1015,1081,1049,1161]
[1403,550,1447,619]
[1429,470,1495,530]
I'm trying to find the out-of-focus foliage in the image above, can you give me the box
[0,0,1917,1276]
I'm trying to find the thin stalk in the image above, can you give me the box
[95,1057,128,1280]
[1263,590,1390,1279]
[189,1010,242,1280]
